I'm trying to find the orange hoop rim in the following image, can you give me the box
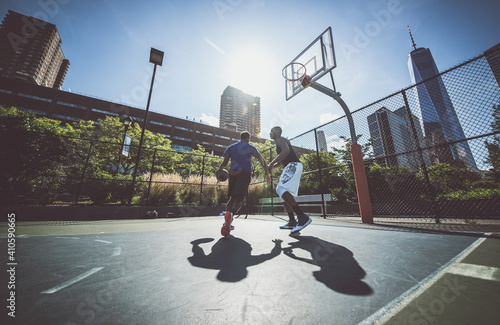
[282,62,307,82]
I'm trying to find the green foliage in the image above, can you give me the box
[330,135,373,165]
[421,163,481,194]
[438,188,500,200]
[299,150,348,198]
[250,140,275,178]
[0,107,68,203]
[367,164,425,202]
[178,145,221,177]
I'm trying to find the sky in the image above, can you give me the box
[1,0,500,140]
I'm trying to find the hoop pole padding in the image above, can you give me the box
[351,143,373,224]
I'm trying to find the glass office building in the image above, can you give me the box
[408,46,477,169]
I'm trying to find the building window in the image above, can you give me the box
[57,101,88,110]
[174,125,193,132]
[151,121,172,127]
[173,136,192,142]
[17,107,48,116]
[53,114,81,122]
[18,93,52,102]
[172,144,192,153]
[91,108,119,116]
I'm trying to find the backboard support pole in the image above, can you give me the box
[307,81,373,224]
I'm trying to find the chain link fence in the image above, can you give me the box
[2,47,499,220]
[289,49,500,220]
[1,131,275,213]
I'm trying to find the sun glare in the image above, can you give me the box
[226,46,275,97]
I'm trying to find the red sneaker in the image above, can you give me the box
[221,211,233,237]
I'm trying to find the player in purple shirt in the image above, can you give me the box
[218,131,269,236]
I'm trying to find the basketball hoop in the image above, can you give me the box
[282,62,312,88]
[282,62,307,82]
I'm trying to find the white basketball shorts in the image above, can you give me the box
[276,162,303,198]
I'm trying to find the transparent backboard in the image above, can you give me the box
[285,27,336,100]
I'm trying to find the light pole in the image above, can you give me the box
[116,116,134,175]
[130,48,164,202]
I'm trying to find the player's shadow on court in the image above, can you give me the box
[283,236,373,295]
[188,237,282,282]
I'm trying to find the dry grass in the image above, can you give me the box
[140,173,269,207]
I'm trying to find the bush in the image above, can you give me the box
[438,188,500,200]
[424,163,481,194]
[367,164,425,202]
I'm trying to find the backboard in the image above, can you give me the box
[284,27,336,100]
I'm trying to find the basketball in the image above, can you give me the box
[301,75,312,87]
[215,169,229,182]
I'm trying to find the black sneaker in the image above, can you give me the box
[291,215,311,234]
[280,220,297,229]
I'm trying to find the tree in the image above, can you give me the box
[299,149,347,197]
[250,140,275,179]
[328,135,374,202]
[66,116,180,177]
[330,135,373,165]
[0,107,67,203]
[179,144,221,176]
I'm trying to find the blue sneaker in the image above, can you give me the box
[291,215,311,234]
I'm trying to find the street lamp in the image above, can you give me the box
[116,116,134,175]
[130,48,164,201]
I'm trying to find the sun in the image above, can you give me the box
[226,45,275,97]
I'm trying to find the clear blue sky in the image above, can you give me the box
[1,0,499,139]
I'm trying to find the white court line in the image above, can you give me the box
[55,237,80,240]
[448,263,500,282]
[360,233,491,325]
[112,247,122,257]
[95,239,112,244]
[41,267,103,294]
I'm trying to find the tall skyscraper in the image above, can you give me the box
[368,106,429,169]
[219,86,261,136]
[317,130,328,152]
[406,26,476,169]
[0,10,70,89]
[485,43,500,88]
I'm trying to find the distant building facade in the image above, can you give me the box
[485,43,500,88]
[407,30,476,169]
[368,106,430,169]
[0,76,268,156]
[317,130,328,152]
[219,86,261,136]
[0,10,69,89]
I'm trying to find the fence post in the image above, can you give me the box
[74,142,93,205]
[145,148,157,206]
[402,90,441,223]
[314,129,327,218]
[199,154,206,204]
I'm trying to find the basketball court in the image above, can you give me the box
[2,27,499,325]
[2,215,499,324]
